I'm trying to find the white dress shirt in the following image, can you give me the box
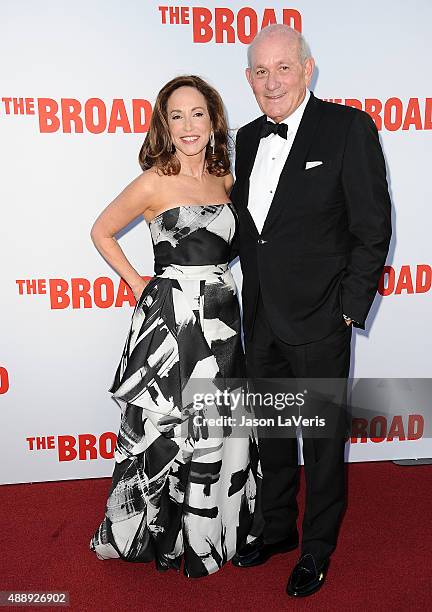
[248,90,311,234]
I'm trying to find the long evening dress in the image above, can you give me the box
[90,203,261,577]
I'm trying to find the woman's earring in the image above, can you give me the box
[210,131,215,155]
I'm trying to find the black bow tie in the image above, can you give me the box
[260,120,288,139]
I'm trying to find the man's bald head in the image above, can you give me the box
[245,24,315,123]
[247,24,312,68]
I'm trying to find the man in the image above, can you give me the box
[230,25,391,597]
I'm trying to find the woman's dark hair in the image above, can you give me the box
[139,75,230,176]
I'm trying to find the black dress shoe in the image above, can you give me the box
[155,556,181,572]
[232,533,298,568]
[286,554,329,597]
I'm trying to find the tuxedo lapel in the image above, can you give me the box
[261,93,324,233]
[241,116,264,203]
[236,115,264,235]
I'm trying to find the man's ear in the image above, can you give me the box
[304,57,315,87]
[245,67,252,87]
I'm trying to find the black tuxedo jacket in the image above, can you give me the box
[230,92,392,345]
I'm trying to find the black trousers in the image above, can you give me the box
[245,291,352,565]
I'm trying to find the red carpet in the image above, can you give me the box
[0,462,431,611]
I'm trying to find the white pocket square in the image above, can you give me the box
[305,161,323,170]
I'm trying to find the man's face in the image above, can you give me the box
[246,33,314,123]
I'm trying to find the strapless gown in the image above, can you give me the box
[90,203,262,577]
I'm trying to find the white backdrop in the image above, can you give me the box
[1,0,431,484]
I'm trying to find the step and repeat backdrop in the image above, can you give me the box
[1,0,431,484]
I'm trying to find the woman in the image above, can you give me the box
[89,76,261,577]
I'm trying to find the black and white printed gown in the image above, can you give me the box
[90,203,261,577]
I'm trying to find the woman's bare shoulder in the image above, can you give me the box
[132,167,163,192]
[222,172,234,194]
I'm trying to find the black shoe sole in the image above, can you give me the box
[286,579,325,597]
